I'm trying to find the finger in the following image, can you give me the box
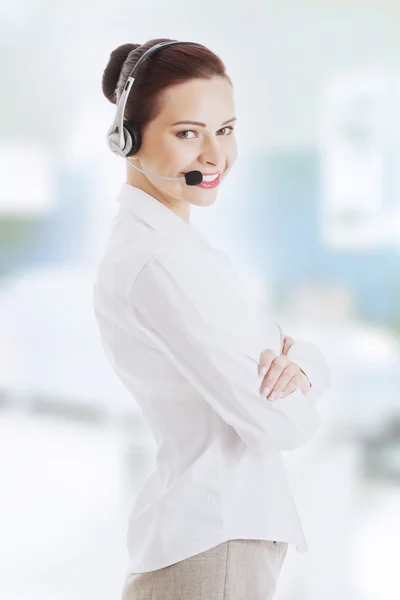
[275,380,298,400]
[282,336,296,356]
[277,325,285,353]
[259,355,289,397]
[297,371,311,395]
[277,373,310,399]
[266,363,299,400]
[258,349,276,377]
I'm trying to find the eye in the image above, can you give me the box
[217,126,235,135]
[176,130,197,139]
[176,126,235,139]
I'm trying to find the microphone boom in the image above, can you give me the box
[127,160,203,186]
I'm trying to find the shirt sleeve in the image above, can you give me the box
[128,251,320,455]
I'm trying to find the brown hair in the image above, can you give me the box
[102,38,231,131]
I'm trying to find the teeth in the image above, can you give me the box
[203,173,219,182]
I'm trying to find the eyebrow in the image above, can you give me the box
[170,117,237,127]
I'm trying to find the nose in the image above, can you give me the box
[199,135,225,169]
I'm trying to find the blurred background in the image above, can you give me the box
[1,1,399,598]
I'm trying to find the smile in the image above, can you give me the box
[197,172,221,189]
[202,173,220,182]
[181,170,222,189]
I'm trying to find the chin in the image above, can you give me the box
[196,190,219,206]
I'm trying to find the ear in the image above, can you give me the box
[126,155,143,173]
[127,154,141,162]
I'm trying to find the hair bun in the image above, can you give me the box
[102,43,141,104]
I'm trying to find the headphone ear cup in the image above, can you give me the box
[122,121,141,157]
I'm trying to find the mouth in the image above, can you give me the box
[197,172,221,188]
[201,172,220,182]
[183,171,222,188]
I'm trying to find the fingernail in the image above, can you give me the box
[260,387,270,398]
[269,391,277,401]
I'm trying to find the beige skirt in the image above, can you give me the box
[121,539,288,600]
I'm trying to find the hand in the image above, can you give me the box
[277,325,296,356]
[258,349,311,401]
[279,329,312,390]
[282,334,296,356]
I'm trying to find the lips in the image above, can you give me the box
[182,171,222,188]
[197,173,221,189]
[202,172,220,182]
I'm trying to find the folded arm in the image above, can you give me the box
[128,250,321,455]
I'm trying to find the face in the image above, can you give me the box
[126,75,238,220]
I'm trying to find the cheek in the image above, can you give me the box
[157,136,197,167]
[227,138,238,165]
[142,132,179,163]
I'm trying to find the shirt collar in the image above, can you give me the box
[116,183,207,246]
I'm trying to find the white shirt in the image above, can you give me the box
[92,182,331,573]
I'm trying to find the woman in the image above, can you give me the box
[93,38,331,600]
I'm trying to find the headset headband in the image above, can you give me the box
[107,40,205,155]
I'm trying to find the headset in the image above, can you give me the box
[106,40,207,186]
